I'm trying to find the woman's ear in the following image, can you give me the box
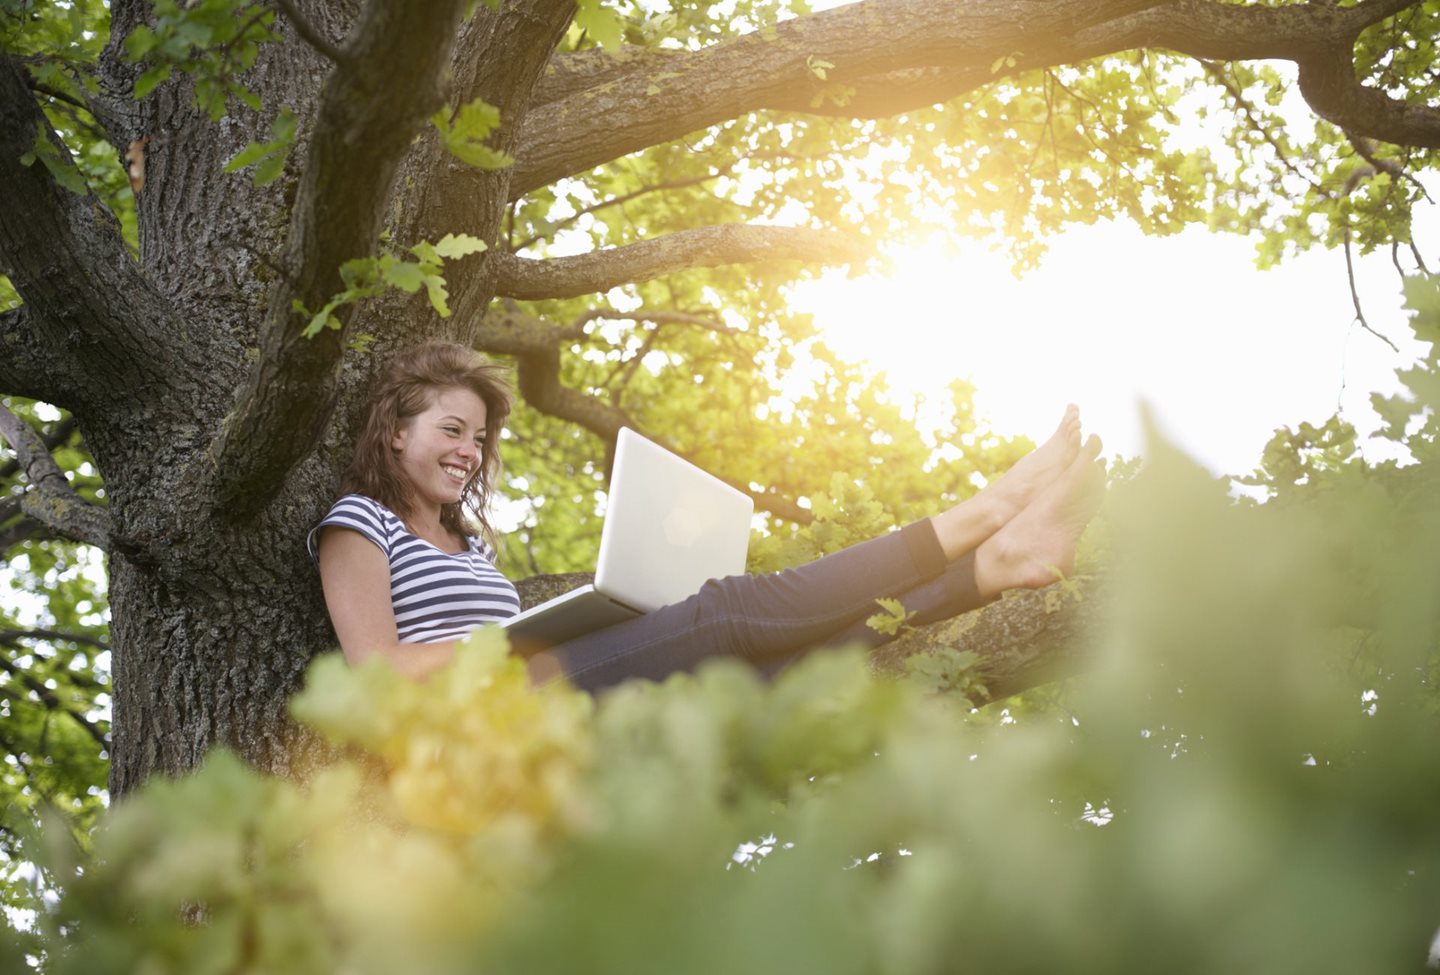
[390,422,408,452]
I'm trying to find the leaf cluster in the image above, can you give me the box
[432,97,514,171]
[296,233,487,337]
[123,0,278,121]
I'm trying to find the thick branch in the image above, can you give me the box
[0,404,111,550]
[512,0,1437,197]
[869,577,1106,701]
[209,0,469,520]
[0,414,77,481]
[0,56,173,408]
[492,224,869,300]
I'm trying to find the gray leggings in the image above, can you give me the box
[542,525,990,693]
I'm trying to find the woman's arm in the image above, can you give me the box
[316,527,457,680]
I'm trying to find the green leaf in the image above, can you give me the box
[123,25,159,59]
[23,122,88,195]
[805,55,834,81]
[574,0,624,51]
[865,597,914,636]
[133,63,171,99]
[423,274,451,317]
[432,98,515,171]
[380,257,427,294]
[252,151,286,186]
[432,232,487,260]
[224,109,297,186]
[223,141,274,172]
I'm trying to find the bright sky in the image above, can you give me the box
[790,212,1436,477]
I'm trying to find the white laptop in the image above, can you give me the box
[500,428,753,650]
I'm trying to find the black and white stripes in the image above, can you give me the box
[309,495,520,643]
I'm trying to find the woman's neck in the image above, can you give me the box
[405,506,457,550]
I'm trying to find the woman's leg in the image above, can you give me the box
[531,524,985,692]
[527,413,1099,693]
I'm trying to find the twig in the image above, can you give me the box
[1410,240,1431,274]
[271,0,349,63]
[27,81,90,113]
[510,151,808,252]
[1344,227,1400,353]
[1203,61,1323,192]
[1343,129,1434,202]
[0,656,109,748]
[0,628,111,651]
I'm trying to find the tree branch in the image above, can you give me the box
[476,301,815,524]
[0,56,174,409]
[574,306,743,338]
[1200,60,1324,193]
[0,507,55,552]
[0,403,111,550]
[512,169,730,252]
[1343,227,1400,353]
[0,414,78,482]
[208,0,470,521]
[271,0,348,63]
[491,224,870,300]
[0,628,110,652]
[1343,130,1435,202]
[511,0,1437,198]
[869,576,1105,701]
[0,655,108,749]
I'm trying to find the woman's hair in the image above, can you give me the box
[341,342,512,547]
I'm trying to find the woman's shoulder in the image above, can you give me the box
[309,494,404,561]
[326,493,401,522]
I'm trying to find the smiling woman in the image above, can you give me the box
[311,345,520,675]
[310,342,1107,686]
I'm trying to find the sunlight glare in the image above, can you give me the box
[790,222,1430,476]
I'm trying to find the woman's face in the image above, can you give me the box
[390,386,488,512]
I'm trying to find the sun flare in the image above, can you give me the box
[788,224,1427,476]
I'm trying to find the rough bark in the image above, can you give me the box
[508,0,1435,195]
[2,0,1435,795]
[491,225,870,300]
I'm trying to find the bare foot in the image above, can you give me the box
[929,405,1081,560]
[983,404,1081,521]
[974,434,1104,598]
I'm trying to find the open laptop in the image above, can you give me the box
[500,428,754,649]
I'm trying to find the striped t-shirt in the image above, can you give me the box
[309,494,521,643]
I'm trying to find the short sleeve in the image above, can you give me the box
[307,495,391,565]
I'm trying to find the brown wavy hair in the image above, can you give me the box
[340,342,512,547]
